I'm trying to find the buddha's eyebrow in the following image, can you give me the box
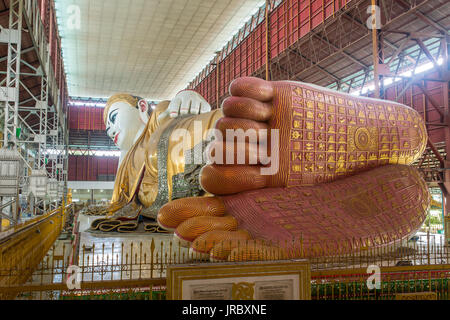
[108,108,119,122]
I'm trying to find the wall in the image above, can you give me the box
[68,106,106,131]
[68,155,119,181]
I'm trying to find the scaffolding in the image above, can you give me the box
[0,0,68,227]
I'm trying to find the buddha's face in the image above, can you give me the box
[105,101,143,151]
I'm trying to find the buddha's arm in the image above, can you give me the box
[100,97,215,219]
[148,101,171,133]
[110,101,171,208]
[138,109,223,210]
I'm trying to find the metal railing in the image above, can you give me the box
[1,229,450,300]
[0,202,71,299]
[311,269,450,300]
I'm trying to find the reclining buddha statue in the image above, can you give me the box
[92,76,430,262]
[90,89,220,231]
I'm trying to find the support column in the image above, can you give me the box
[370,0,380,98]
[3,0,23,149]
[443,34,450,244]
[265,0,271,81]
[0,0,23,227]
[216,53,220,109]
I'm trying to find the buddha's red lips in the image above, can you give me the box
[114,132,120,144]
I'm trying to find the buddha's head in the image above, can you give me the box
[103,93,151,151]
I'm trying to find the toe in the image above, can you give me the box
[206,140,269,165]
[222,96,272,121]
[215,117,269,143]
[174,215,238,247]
[200,165,268,195]
[227,240,288,262]
[190,230,251,257]
[229,77,274,102]
[157,197,225,231]
[209,239,260,262]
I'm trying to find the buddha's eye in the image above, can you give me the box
[109,110,118,124]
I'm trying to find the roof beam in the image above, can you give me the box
[385,35,411,66]
[288,1,434,84]
[415,38,440,69]
[312,32,370,70]
[289,48,341,82]
[394,0,449,35]
[342,12,417,64]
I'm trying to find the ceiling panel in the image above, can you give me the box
[55,0,265,100]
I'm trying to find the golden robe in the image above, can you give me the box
[110,101,223,215]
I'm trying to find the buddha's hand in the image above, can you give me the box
[158,90,212,122]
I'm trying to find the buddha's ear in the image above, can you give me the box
[137,99,150,124]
